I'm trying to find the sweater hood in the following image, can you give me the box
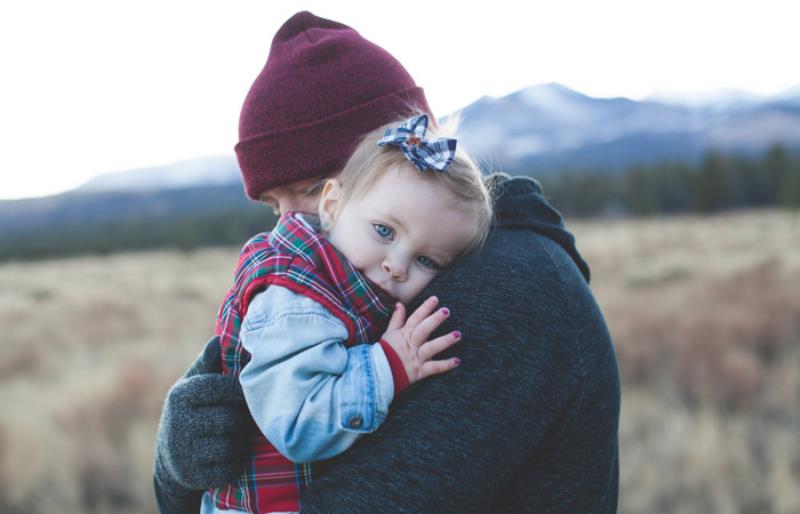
[489,174,591,283]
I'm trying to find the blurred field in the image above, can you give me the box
[0,209,798,513]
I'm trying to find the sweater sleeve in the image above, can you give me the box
[300,231,620,513]
[239,285,396,463]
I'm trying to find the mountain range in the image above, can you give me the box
[456,83,800,173]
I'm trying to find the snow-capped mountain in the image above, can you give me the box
[455,83,800,173]
[645,88,763,109]
[77,155,240,193]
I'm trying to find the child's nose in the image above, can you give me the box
[382,258,408,282]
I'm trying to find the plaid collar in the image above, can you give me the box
[268,210,394,325]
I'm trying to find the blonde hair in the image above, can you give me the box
[335,113,493,255]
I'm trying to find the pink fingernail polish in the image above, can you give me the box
[453,331,461,339]
[454,358,462,366]
[441,308,450,316]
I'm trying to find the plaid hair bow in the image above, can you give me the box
[377,114,457,171]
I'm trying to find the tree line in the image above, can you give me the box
[536,144,800,218]
[0,208,277,262]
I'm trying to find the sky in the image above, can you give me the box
[1,0,798,200]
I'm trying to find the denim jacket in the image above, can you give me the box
[239,284,395,462]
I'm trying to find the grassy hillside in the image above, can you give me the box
[0,210,798,513]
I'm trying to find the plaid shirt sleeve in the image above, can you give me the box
[239,285,395,463]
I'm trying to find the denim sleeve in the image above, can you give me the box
[239,285,394,463]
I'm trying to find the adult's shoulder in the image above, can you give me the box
[488,173,591,283]
[433,226,591,326]
[436,172,592,305]
[421,172,612,373]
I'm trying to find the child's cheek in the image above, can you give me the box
[403,277,429,304]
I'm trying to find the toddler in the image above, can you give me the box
[203,113,493,514]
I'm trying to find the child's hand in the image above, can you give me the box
[380,296,462,386]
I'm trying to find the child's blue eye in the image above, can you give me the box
[372,223,394,239]
[417,255,441,270]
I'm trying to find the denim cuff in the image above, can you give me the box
[338,344,392,433]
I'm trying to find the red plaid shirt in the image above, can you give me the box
[209,212,392,513]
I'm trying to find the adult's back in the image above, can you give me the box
[300,175,620,513]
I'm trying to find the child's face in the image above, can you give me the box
[319,166,475,303]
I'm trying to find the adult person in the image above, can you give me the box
[154,11,620,514]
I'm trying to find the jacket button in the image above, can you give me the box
[348,416,363,429]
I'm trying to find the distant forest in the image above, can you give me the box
[1,145,798,262]
[537,144,800,217]
[0,207,278,262]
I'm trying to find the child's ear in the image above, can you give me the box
[318,179,342,231]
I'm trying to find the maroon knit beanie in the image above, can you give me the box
[235,11,432,200]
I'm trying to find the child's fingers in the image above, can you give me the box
[418,331,461,362]
[405,296,440,328]
[386,302,406,331]
[420,357,461,380]
[410,306,451,344]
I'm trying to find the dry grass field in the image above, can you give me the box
[0,209,798,513]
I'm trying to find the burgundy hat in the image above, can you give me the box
[235,11,432,200]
